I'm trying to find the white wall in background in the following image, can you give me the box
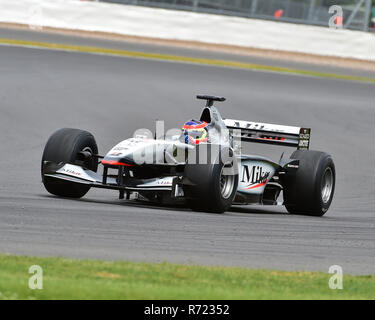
[0,0,374,61]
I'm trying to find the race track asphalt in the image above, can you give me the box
[0,29,374,274]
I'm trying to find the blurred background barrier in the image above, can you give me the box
[100,0,375,32]
[0,0,374,61]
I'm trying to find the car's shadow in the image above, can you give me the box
[39,194,286,215]
[229,206,286,215]
[40,194,190,213]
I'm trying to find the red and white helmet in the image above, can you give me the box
[182,120,209,145]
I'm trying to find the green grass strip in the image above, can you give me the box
[0,254,374,300]
[0,37,374,84]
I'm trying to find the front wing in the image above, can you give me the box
[42,162,175,192]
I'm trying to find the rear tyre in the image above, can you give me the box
[184,146,238,213]
[283,150,335,216]
[41,128,98,198]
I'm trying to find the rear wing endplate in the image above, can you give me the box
[224,119,311,150]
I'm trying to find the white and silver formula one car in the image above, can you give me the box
[41,95,335,216]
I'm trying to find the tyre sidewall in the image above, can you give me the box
[184,146,238,213]
[312,155,335,214]
[285,150,335,216]
[41,128,98,198]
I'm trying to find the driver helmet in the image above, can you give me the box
[182,120,209,145]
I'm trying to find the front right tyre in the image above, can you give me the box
[183,146,239,213]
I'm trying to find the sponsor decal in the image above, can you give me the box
[62,168,82,177]
[298,128,311,150]
[157,180,172,185]
[287,164,299,169]
[109,152,122,156]
[233,121,265,131]
[241,165,270,190]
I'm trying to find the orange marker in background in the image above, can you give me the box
[334,15,343,27]
[274,9,284,19]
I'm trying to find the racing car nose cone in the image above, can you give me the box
[101,155,135,167]
[101,159,134,166]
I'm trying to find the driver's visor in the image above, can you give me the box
[184,128,208,144]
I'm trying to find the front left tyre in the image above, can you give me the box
[41,128,98,198]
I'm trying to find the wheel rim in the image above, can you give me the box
[321,167,333,204]
[220,163,235,199]
[77,146,94,169]
[82,147,93,154]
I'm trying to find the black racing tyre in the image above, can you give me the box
[41,128,98,198]
[184,145,238,213]
[283,150,335,216]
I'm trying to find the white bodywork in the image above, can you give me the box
[224,119,301,135]
[237,160,276,195]
[106,137,192,165]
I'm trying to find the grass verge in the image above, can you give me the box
[0,254,374,300]
[0,38,374,84]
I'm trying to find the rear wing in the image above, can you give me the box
[223,119,311,150]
